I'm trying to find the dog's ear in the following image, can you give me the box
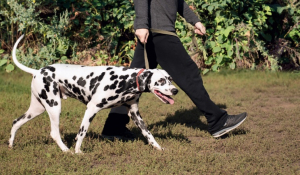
[138,71,152,92]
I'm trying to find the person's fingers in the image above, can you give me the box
[135,29,149,44]
[195,22,206,35]
[144,31,149,43]
[194,28,204,35]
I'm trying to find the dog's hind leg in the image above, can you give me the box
[9,92,45,148]
[74,104,100,154]
[43,97,70,152]
[128,103,163,151]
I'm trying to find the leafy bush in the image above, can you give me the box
[0,0,299,73]
[176,0,299,73]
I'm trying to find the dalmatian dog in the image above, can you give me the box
[9,35,178,154]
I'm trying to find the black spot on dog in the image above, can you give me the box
[53,82,59,95]
[81,89,86,96]
[98,72,105,82]
[115,80,126,93]
[131,72,137,78]
[72,85,81,95]
[90,72,94,77]
[90,77,98,91]
[46,76,53,82]
[107,67,113,70]
[120,75,129,80]
[122,67,129,71]
[158,78,166,86]
[96,98,108,108]
[130,112,148,131]
[59,79,63,83]
[52,73,56,79]
[86,75,90,79]
[110,71,114,75]
[104,85,109,91]
[39,89,48,99]
[107,95,119,101]
[45,66,56,72]
[13,114,26,125]
[27,115,32,119]
[109,80,119,90]
[87,96,92,101]
[125,95,136,102]
[92,83,100,95]
[78,95,87,104]
[72,76,77,81]
[46,99,58,107]
[77,77,86,87]
[110,75,118,81]
[43,76,53,92]
[89,113,96,122]
[44,72,48,76]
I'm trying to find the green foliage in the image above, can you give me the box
[0,0,299,73]
[0,0,73,69]
[176,0,300,74]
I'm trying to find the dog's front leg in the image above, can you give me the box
[128,103,163,151]
[74,104,100,154]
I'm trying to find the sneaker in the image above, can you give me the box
[212,112,247,138]
[101,127,135,141]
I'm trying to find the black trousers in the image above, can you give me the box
[102,33,228,134]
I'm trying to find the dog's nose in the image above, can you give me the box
[171,88,178,95]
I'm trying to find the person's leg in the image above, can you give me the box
[151,33,228,134]
[101,34,158,139]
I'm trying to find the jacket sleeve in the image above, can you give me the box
[134,0,149,29]
[178,0,201,25]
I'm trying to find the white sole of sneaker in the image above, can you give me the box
[212,116,247,138]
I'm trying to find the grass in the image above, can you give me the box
[0,68,299,174]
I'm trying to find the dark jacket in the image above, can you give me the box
[134,0,200,32]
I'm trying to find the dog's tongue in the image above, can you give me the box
[155,90,174,104]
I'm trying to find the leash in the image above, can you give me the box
[136,68,145,91]
[143,28,199,69]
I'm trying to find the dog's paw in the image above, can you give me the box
[153,145,163,151]
[63,149,74,155]
[75,149,84,154]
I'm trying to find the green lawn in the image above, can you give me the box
[0,68,299,174]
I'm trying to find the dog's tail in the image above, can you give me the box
[12,35,37,75]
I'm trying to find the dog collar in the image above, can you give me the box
[136,69,145,91]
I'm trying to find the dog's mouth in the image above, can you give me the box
[154,90,174,104]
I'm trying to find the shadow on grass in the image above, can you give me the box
[63,103,247,146]
[64,132,105,148]
[133,104,248,144]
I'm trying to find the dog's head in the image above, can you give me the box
[139,69,178,104]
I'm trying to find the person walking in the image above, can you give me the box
[101,0,247,140]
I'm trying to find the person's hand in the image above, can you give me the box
[135,29,149,44]
[194,22,206,35]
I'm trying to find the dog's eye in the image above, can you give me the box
[158,79,166,84]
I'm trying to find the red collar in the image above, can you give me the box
[136,69,145,91]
